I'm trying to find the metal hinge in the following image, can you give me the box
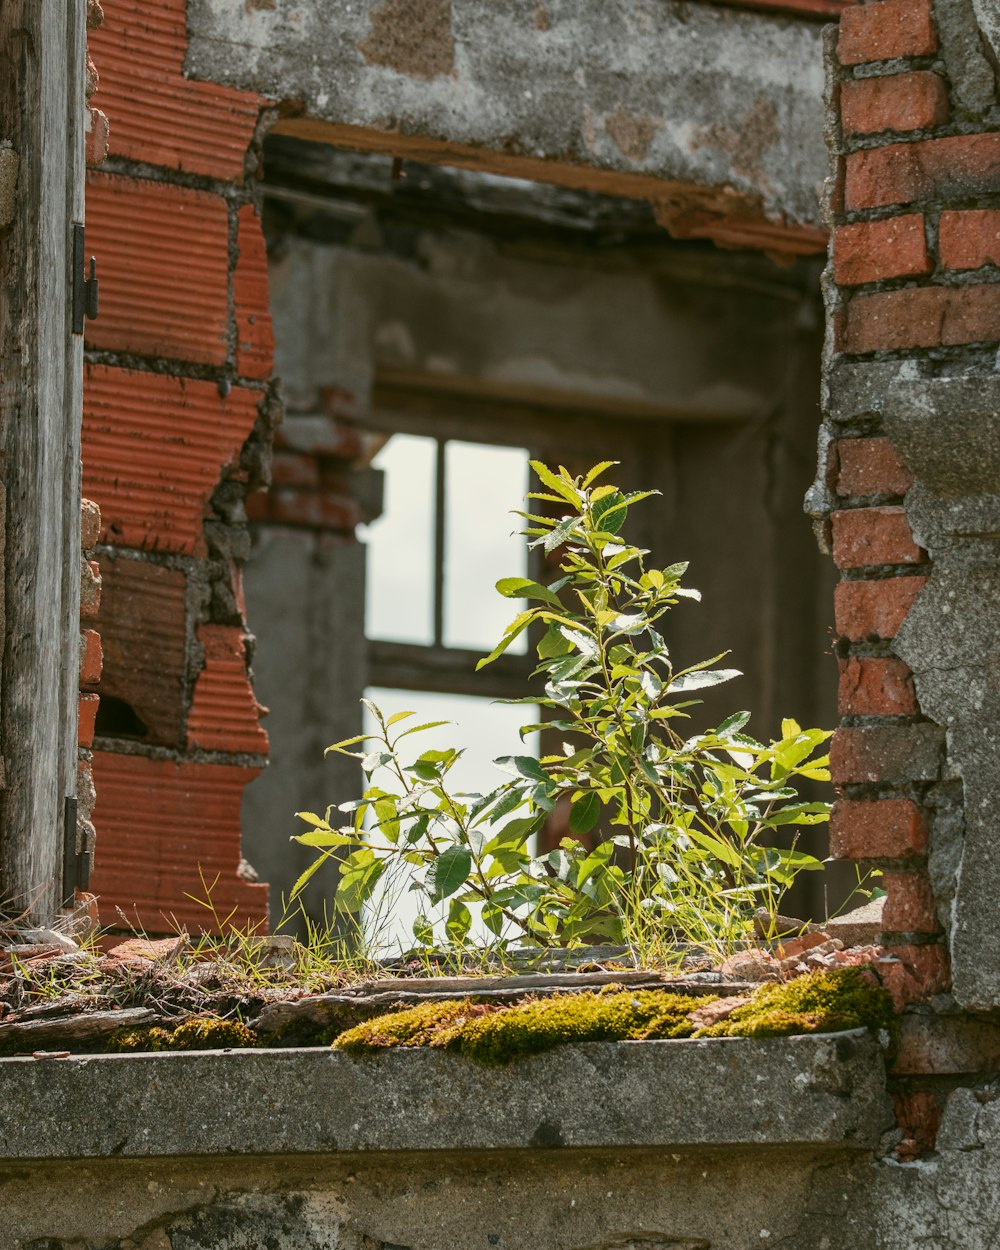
[72,222,99,334]
[62,795,92,906]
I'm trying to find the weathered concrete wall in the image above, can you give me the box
[4,1038,1000,1250]
[185,0,828,254]
[1,1032,893,1250]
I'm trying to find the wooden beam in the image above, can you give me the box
[0,2,84,922]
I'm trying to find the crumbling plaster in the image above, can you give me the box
[185,0,827,236]
[884,378,1000,1014]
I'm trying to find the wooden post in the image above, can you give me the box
[0,2,85,923]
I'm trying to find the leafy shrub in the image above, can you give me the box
[292,462,830,960]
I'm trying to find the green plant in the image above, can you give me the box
[292,461,830,961]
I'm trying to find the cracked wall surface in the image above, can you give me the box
[184,0,828,257]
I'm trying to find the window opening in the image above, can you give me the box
[362,432,533,700]
[359,436,539,953]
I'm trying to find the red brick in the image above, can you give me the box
[84,173,229,365]
[939,209,1000,271]
[83,365,259,556]
[842,284,1000,353]
[838,0,937,65]
[81,556,102,618]
[89,753,267,934]
[269,452,321,490]
[87,0,261,181]
[264,490,361,533]
[188,625,269,756]
[845,133,1000,210]
[831,507,923,568]
[834,437,913,498]
[893,1090,941,1160]
[81,498,102,550]
[838,656,917,716]
[835,576,926,639]
[830,798,927,860]
[883,870,941,933]
[78,694,100,750]
[93,556,187,748]
[234,205,274,381]
[892,1014,1000,1075]
[80,629,104,686]
[840,72,948,136]
[832,214,930,286]
[85,105,110,166]
[830,723,943,784]
[881,942,951,1008]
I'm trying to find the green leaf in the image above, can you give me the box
[671,668,742,693]
[496,577,563,607]
[568,791,601,836]
[446,899,473,945]
[427,846,473,903]
[529,460,582,505]
[537,622,574,659]
[495,754,549,783]
[582,460,618,487]
[592,489,629,535]
[476,613,534,670]
[394,719,452,741]
[542,514,583,554]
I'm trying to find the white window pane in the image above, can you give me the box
[362,434,435,645]
[362,687,538,955]
[444,441,528,653]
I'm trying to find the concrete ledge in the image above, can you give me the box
[186,0,826,235]
[0,1031,890,1159]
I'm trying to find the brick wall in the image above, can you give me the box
[819,0,1000,1157]
[83,0,277,932]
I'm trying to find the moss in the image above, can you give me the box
[334,989,714,1063]
[694,967,895,1040]
[334,999,484,1053]
[447,990,714,1064]
[332,967,895,1062]
[106,1018,257,1053]
[167,1017,258,1050]
[106,1026,171,1053]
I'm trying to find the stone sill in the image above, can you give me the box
[0,1029,890,1160]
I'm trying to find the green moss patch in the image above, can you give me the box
[334,988,715,1063]
[107,1017,257,1053]
[333,968,895,1063]
[693,968,895,1040]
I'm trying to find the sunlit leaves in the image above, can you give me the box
[290,459,831,958]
